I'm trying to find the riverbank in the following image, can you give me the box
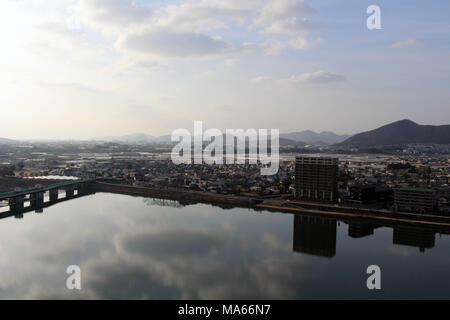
[93,181,260,208]
[1,178,448,230]
[92,180,450,231]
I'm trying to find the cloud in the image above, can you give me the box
[77,0,319,59]
[253,0,318,56]
[249,76,273,84]
[250,71,344,86]
[116,28,233,58]
[77,0,254,60]
[224,57,240,66]
[152,2,250,33]
[77,0,153,32]
[265,36,321,55]
[391,39,419,49]
[282,71,345,84]
[37,81,105,94]
[239,42,261,52]
[78,0,251,34]
[254,0,314,34]
[72,0,321,62]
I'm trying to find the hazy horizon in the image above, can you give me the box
[3,117,450,142]
[1,0,449,140]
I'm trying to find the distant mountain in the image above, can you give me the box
[280,130,351,145]
[93,133,156,143]
[0,137,15,144]
[92,133,305,146]
[205,134,306,147]
[152,134,172,143]
[336,119,450,147]
[92,129,349,147]
[278,137,306,147]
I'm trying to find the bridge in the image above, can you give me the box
[0,179,95,217]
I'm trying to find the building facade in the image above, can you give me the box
[394,188,437,214]
[295,156,338,203]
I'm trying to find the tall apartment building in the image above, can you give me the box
[394,188,437,214]
[295,156,338,203]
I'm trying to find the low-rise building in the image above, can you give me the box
[394,187,438,214]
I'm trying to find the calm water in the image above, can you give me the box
[0,192,449,299]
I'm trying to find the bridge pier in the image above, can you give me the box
[49,189,59,202]
[9,195,25,212]
[77,182,89,195]
[30,191,44,209]
[65,186,75,198]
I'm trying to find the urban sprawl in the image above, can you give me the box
[0,142,449,215]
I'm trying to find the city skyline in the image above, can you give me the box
[1,0,449,140]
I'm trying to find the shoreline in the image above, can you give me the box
[1,178,448,231]
[92,181,450,231]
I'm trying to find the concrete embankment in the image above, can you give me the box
[258,200,450,230]
[92,181,261,208]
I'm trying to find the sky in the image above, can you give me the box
[0,0,449,140]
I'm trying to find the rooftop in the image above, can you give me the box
[397,187,435,193]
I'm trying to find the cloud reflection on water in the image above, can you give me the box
[0,193,449,299]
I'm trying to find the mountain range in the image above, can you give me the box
[0,137,15,144]
[90,120,450,147]
[92,133,171,144]
[280,131,351,145]
[93,131,350,146]
[336,119,450,147]
[2,119,449,147]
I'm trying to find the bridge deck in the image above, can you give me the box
[0,179,91,201]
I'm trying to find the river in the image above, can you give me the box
[0,192,449,299]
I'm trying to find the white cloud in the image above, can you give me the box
[250,71,344,85]
[282,71,345,84]
[204,0,262,10]
[224,57,240,66]
[252,0,318,56]
[254,0,314,34]
[152,2,250,33]
[265,36,321,55]
[391,39,419,49]
[249,76,273,84]
[116,28,233,58]
[76,0,253,60]
[77,0,153,32]
[240,42,261,52]
[77,0,252,34]
[76,0,319,60]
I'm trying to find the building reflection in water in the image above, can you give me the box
[348,222,375,238]
[292,215,337,258]
[393,226,435,253]
[143,198,185,208]
[292,214,443,257]
[2,196,444,258]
